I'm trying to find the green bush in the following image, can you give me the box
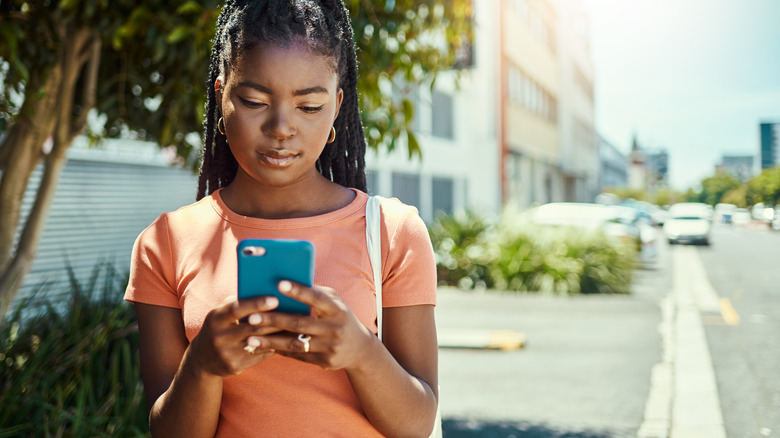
[429,210,493,289]
[429,209,636,295]
[0,263,149,437]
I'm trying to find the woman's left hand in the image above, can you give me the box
[246,280,377,370]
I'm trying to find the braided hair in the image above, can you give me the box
[197,0,367,200]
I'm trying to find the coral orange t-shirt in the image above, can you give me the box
[124,188,436,437]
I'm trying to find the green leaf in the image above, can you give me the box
[401,97,413,123]
[406,130,421,159]
[166,25,190,44]
[10,57,29,82]
[60,0,80,10]
[176,1,203,15]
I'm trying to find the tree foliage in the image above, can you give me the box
[747,166,780,207]
[695,172,741,206]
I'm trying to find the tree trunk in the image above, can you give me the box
[0,27,100,324]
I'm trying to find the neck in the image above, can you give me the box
[220,171,355,219]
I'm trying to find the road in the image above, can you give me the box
[698,224,780,438]
[436,222,780,437]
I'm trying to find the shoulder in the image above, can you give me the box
[374,196,431,251]
[134,195,216,248]
[376,197,425,234]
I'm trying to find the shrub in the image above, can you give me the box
[0,262,149,437]
[429,209,636,295]
[429,210,493,289]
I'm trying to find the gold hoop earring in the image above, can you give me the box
[218,117,226,135]
[327,126,336,144]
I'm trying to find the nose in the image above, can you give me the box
[262,107,295,140]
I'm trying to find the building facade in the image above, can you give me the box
[598,135,628,190]
[364,0,502,222]
[759,122,780,170]
[367,0,599,219]
[718,155,754,182]
[9,138,197,306]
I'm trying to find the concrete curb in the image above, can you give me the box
[637,246,727,438]
[438,329,526,350]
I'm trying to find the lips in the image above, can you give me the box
[256,150,298,168]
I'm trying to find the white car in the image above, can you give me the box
[731,208,752,226]
[528,202,641,249]
[664,202,712,245]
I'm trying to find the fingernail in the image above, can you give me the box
[247,336,261,347]
[248,313,262,325]
[278,280,292,292]
[266,296,279,307]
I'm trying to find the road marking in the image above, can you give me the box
[719,298,740,325]
[437,329,526,350]
[638,245,727,438]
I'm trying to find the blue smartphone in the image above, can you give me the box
[237,239,314,315]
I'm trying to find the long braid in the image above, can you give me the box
[196,0,368,200]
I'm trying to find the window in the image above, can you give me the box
[366,170,378,195]
[432,177,454,216]
[431,90,454,139]
[392,172,421,209]
[507,65,557,123]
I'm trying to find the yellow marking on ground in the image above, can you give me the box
[720,298,740,325]
[488,330,526,350]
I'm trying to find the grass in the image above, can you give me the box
[0,262,149,437]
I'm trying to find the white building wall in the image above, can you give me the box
[552,0,598,202]
[366,0,501,223]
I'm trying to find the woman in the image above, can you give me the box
[125,1,439,436]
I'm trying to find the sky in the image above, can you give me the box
[583,0,780,190]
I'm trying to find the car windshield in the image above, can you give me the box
[672,216,705,220]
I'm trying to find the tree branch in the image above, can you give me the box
[72,37,101,134]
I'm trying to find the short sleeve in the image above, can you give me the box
[379,200,437,307]
[124,214,180,308]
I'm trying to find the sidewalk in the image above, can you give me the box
[437,281,666,437]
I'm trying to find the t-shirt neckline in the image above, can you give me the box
[208,187,367,229]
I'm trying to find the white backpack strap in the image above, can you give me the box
[365,195,383,340]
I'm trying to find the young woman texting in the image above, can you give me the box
[124,0,439,436]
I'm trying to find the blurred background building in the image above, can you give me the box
[627,135,668,192]
[717,154,754,182]
[12,138,196,303]
[759,121,780,171]
[368,0,602,218]
[598,135,628,190]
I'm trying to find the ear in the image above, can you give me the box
[215,75,224,113]
[333,88,344,123]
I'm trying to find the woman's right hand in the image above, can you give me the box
[187,295,282,376]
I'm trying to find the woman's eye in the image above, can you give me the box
[239,97,265,108]
[300,105,324,114]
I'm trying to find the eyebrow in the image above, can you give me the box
[236,81,329,96]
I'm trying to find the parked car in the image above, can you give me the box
[528,202,641,250]
[772,207,780,231]
[731,208,752,226]
[714,203,736,224]
[663,202,711,245]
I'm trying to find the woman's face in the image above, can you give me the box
[217,42,343,189]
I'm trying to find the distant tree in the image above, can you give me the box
[683,188,699,202]
[696,172,741,206]
[747,166,780,207]
[0,0,473,323]
[720,186,747,208]
[604,187,648,203]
